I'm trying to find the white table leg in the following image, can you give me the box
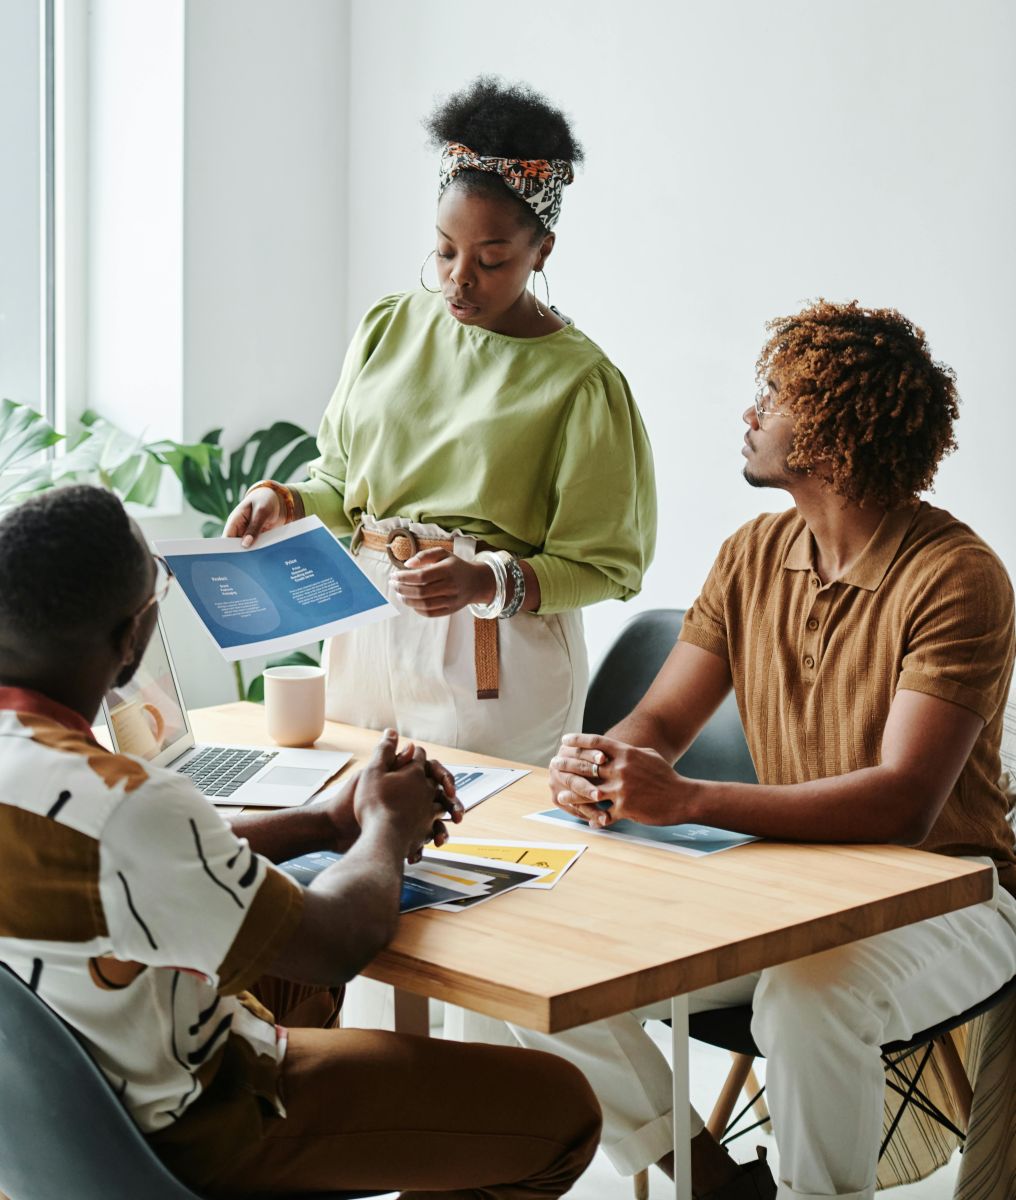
[671,994,692,1200]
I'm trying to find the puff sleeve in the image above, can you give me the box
[528,362,657,613]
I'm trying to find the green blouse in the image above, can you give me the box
[293,290,657,614]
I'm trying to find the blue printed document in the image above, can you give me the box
[526,809,759,857]
[156,517,395,661]
[278,850,467,913]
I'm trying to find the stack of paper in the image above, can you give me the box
[277,850,458,912]
[434,838,587,889]
[277,846,551,914]
[446,766,530,811]
[417,849,549,911]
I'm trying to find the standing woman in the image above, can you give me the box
[226,77,656,767]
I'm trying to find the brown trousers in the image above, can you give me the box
[173,980,602,1199]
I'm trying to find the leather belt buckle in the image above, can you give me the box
[386,527,419,567]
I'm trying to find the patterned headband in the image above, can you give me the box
[438,141,574,232]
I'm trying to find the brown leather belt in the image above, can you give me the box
[356,527,500,701]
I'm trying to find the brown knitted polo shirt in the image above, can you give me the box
[680,501,1016,894]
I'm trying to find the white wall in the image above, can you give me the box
[88,0,184,442]
[346,0,1016,670]
[182,0,349,446]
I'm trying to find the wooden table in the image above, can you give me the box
[194,702,993,1199]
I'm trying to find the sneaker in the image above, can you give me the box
[699,1147,777,1200]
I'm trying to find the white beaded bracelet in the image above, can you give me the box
[469,550,510,619]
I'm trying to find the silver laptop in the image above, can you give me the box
[102,615,350,808]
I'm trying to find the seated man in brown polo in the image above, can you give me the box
[460,300,1016,1200]
[0,484,601,1198]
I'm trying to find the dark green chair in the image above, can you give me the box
[583,607,756,785]
[0,963,388,1200]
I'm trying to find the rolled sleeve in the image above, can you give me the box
[99,775,303,993]
[216,864,303,995]
[678,527,750,664]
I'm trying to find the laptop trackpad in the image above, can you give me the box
[259,766,327,787]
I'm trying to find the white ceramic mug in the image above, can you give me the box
[263,665,326,747]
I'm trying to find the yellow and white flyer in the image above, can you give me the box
[438,838,587,889]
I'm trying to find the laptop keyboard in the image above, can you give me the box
[178,747,278,798]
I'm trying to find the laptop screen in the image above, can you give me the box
[104,617,191,763]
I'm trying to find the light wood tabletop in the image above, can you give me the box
[192,702,993,1035]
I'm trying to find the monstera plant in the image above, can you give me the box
[0,399,216,508]
[167,421,318,539]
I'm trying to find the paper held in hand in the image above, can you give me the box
[156,517,396,661]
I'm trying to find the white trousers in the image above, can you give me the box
[330,517,590,1034]
[323,516,588,770]
[447,880,1016,1200]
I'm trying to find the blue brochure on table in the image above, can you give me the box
[526,809,758,857]
[279,850,466,913]
[156,517,395,661]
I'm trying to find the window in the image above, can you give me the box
[0,0,54,424]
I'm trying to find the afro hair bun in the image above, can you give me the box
[424,75,583,163]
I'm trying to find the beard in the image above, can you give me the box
[743,463,787,489]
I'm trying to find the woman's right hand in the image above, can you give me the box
[224,487,286,547]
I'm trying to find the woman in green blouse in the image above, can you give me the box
[226,77,656,768]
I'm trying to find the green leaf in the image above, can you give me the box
[226,444,247,510]
[271,435,319,485]
[248,421,309,485]
[271,649,322,668]
[120,454,165,506]
[0,400,64,503]
[179,455,231,521]
[149,438,219,479]
[201,517,223,538]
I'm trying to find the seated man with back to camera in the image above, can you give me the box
[477,300,1016,1200]
[0,484,601,1199]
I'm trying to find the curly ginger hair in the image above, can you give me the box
[757,300,960,509]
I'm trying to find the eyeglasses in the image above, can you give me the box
[133,555,174,622]
[753,382,790,430]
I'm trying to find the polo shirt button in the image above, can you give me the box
[804,655,815,668]
[807,618,819,631]
[810,577,820,587]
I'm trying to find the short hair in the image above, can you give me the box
[757,300,960,509]
[424,75,583,239]
[0,485,149,652]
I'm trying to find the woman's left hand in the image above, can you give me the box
[391,548,493,618]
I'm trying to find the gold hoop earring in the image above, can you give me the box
[419,249,440,293]
[532,269,551,317]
